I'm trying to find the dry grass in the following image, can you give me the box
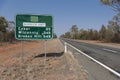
[0,39,88,80]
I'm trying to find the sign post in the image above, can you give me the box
[21,40,24,64]
[15,14,53,65]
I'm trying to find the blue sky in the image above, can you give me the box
[0,0,117,37]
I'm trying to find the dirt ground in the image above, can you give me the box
[0,39,88,80]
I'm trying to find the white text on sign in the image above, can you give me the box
[23,22,46,27]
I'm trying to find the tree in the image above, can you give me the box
[7,21,15,31]
[100,0,120,11]
[112,32,120,42]
[0,17,8,43]
[87,29,94,40]
[111,13,120,33]
[53,33,57,38]
[60,34,65,38]
[108,20,120,42]
[70,25,79,39]
[99,25,107,40]
[108,20,120,33]
[0,17,8,32]
[104,26,114,42]
[64,32,71,38]
[93,30,100,40]
[100,0,120,33]
[79,29,88,40]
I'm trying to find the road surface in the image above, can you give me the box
[61,38,120,80]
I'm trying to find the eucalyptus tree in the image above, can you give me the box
[100,0,120,11]
[70,25,79,39]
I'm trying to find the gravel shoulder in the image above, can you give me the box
[0,39,88,80]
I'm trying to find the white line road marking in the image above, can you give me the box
[103,48,117,53]
[62,40,120,78]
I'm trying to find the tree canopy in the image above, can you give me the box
[100,0,120,11]
[60,24,120,43]
[0,16,8,32]
[70,25,79,39]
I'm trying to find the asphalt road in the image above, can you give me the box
[61,38,120,80]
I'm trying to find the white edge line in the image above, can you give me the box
[62,40,120,78]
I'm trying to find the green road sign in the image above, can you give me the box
[15,14,53,40]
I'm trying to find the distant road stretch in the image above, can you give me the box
[61,38,120,73]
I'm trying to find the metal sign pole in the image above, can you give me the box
[44,40,47,79]
[21,40,24,64]
[44,40,47,65]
